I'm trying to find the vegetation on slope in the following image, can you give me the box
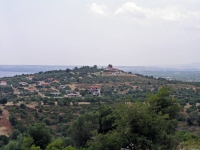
[0,66,200,149]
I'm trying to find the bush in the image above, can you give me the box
[9,115,18,126]
[43,118,51,125]
[186,108,194,114]
[20,103,26,109]
[177,113,186,121]
[9,129,20,140]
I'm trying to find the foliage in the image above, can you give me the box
[9,115,18,126]
[46,139,63,150]
[27,123,52,149]
[0,135,9,148]
[67,112,99,147]
[146,85,181,119]
[9,129,21,140]
[88,86,181,150]
[0,98,7,104]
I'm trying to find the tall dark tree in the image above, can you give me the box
[27,123,52,149]
[0,98,7,105]
[67,112,99,147]
[108,64,113,68]
[98,105,115,134]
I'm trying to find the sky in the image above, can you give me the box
[0,0,200,66]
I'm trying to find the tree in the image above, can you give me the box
[146,85,181,119]
[9,115,18,126]
[9,129,20,140]
[64,145,77,150]
[20,103,26,109]
[0,109,2,115]
[42,118,51,125]
[58,115,64,123]
[1,135,24,150]
[43,98,48,105]
[108,64,112,68]
[0,98,7,105]
[197,115,200,126]
[67,112,99,147]
[66,69,71,73]
[27,123,52,149]
[23,136,34,149]
[30,145,42,150]
[0,135,9,148]
[88,86,181,150]
[98,105,115,134]
[46,139,63,150]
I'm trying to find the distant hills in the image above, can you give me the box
[1,63,200,82]
[1,62,200,73]
[0,65,77,73]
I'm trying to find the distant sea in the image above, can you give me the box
[0,71,34,78]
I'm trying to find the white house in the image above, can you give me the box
[66,92,81,98]
[19,82,28,86]
[0,81,7,86]
[87,86,101,95]
[26,76,34,80]
[38,81,50,86]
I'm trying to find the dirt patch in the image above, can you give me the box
[26,103,38,109]
[6,101,38,109]
[0,109,12,137]
[5,102,14,106]
[78,102,90,105]
[181,103,192,116]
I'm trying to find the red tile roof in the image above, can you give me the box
[88,86,100,89]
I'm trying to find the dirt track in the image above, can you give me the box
[0,107,12,136]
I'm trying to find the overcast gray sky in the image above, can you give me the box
[0,0,200,66]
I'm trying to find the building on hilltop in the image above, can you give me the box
[104,65,122,75]
[87,86,101,96]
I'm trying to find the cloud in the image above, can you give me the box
[114,2,200,23]
[88,2,200,29]
[89,3,109,16]
[115,2,146,19]
[114,2,185,21]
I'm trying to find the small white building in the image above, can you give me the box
[26,76,34,80]
[50,92,60,96]
[66,92,81,98]
[19,82,28,86]
[38,81,50,86]
[0,81,7,86]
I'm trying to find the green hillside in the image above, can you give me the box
[0,65,200,149]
